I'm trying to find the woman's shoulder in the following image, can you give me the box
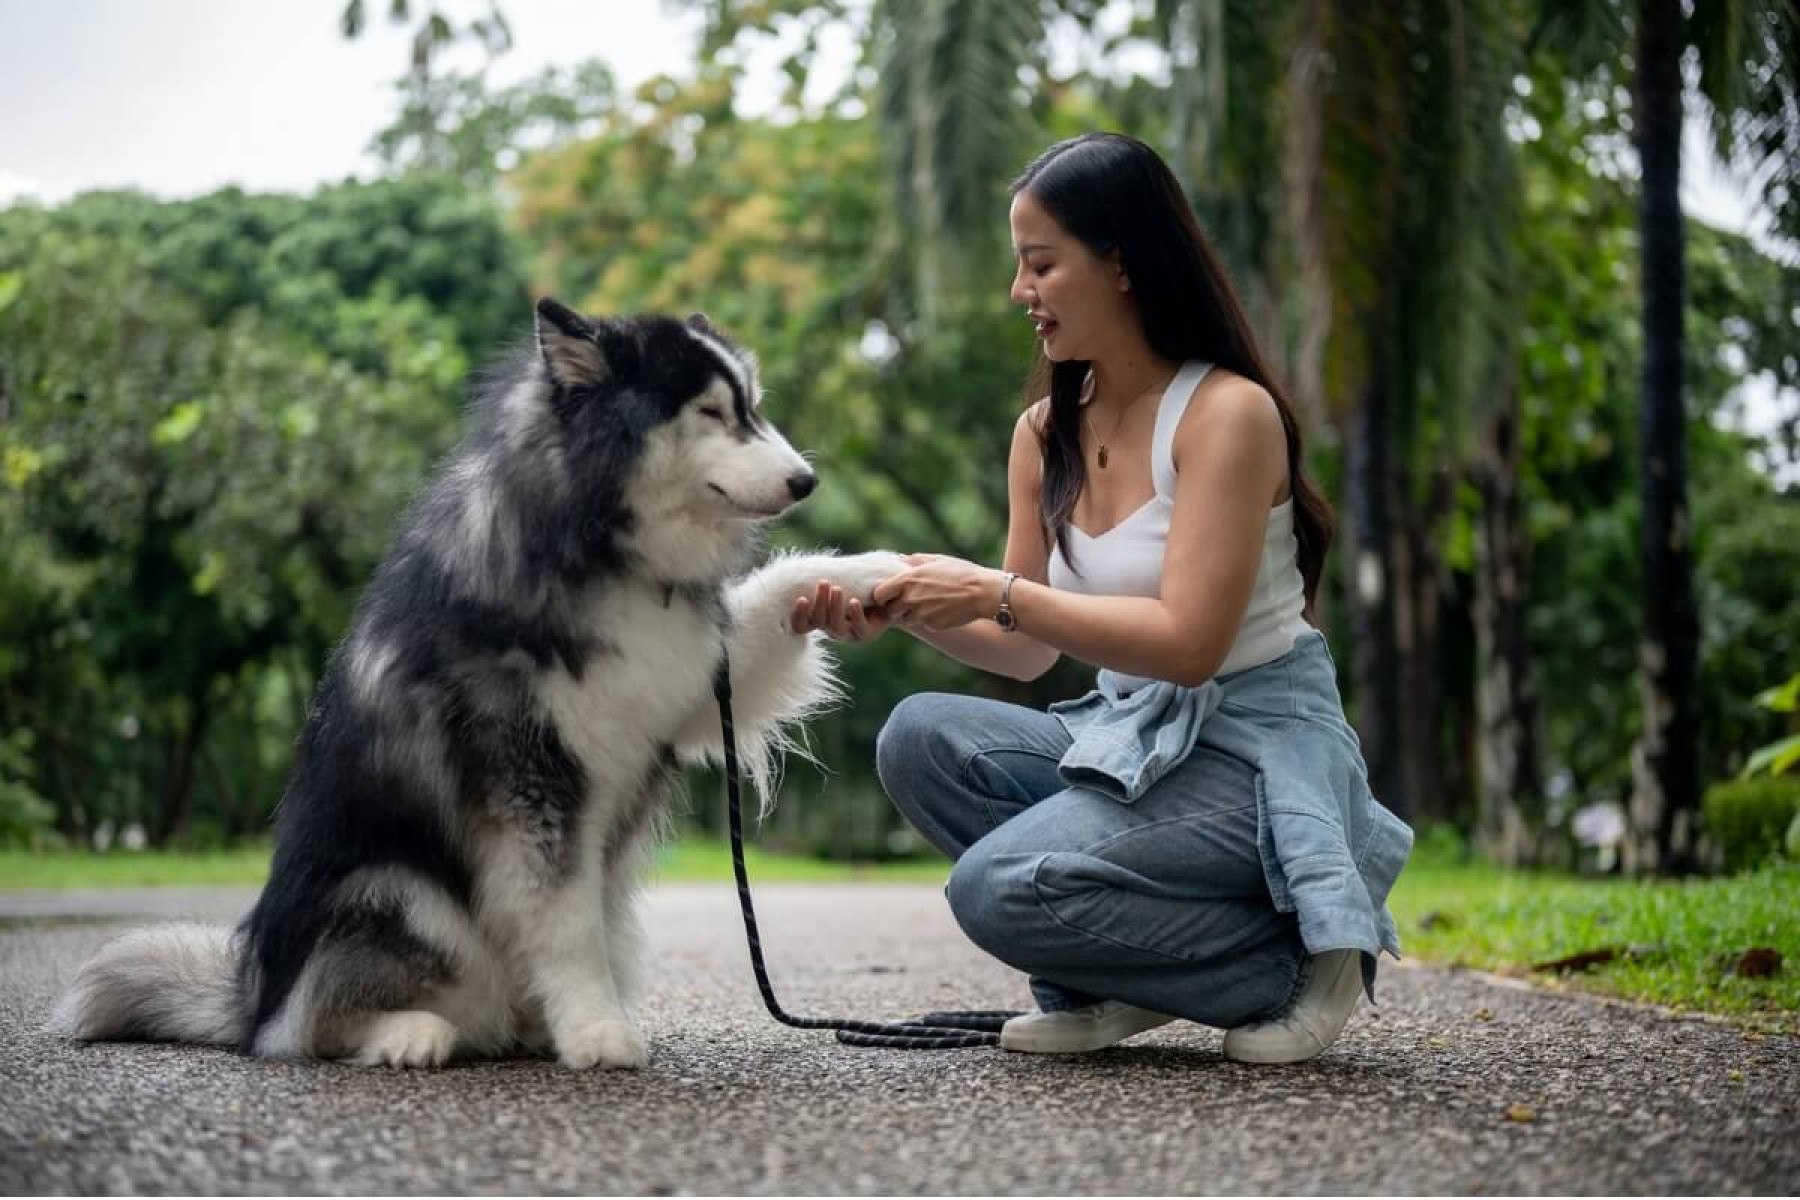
[1176,367,1283,446]
[1019,396,1052,439]
[1186,364,1272,409]
[1170,367,1287,497]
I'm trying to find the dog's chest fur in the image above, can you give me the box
[535,579,724,802]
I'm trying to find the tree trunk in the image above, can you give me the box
[1393,465,1456,827]
[1345,332,1407,818]
[201,741,243,841]
[1472,380,1545,864]
[1625,0,1703,875]
[153,693,210,847]
[1282,0,1332,436]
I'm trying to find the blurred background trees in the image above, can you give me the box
[1,0,1795,873]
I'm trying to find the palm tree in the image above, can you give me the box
[868,0,1052,330]
[1273,1,1521,825]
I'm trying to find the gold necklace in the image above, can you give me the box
[1084,373,1171,469]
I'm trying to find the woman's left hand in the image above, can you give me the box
[871,554,1005,631]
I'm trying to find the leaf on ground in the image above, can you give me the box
[1503,1102,1537,1123]
[1728,948,1782,978]
[1531,943,1665,974]
[1473,1007,1495,1021]
[1532,946,1624,973]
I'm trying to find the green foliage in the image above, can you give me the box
[0,729,57,850]
[0,178,528,845]
[1508,67,1800,809]
[1703,775,1800,871]
[1741,672,1800,778]
[6,180,529,363]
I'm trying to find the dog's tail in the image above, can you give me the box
[51,923,242,1046]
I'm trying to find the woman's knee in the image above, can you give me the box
[945,841,1040,958]
[874,692,959,804]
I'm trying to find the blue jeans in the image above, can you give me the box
[876,691,1306,1026]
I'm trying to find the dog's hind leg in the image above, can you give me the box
[346,1009,460,1068]
[293,867,507,1067]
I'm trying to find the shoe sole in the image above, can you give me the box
[999,1010,1176,1054]
[1220,1032,1328,1064]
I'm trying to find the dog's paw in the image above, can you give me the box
[349,1010,458,1069]
[556,1018,648,1070]
[820,551,909,603]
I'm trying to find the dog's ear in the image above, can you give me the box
[685,311,721,340]
[535,296,603,387]
[535,297,637,389]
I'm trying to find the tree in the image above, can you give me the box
[1535,0,1800,871]
[0,181,524,844]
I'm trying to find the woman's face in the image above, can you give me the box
[1008,190,1131,364]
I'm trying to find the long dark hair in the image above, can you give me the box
[1013,132,1334,609]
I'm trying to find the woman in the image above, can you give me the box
[790,132,1411,1061]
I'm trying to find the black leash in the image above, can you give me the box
[715,657,1019,1049]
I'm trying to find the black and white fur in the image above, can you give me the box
[54,298,904,1070]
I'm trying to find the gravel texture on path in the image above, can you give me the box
[2,883,1793,1194]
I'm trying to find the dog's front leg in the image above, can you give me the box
[671,551,906,788]
[508,854,647,1070]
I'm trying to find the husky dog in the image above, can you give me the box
[55,298,903,1070]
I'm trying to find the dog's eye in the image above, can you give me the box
[699,406,728,424]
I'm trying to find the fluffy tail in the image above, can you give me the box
[51,923,242,1046]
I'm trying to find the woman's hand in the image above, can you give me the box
[870,554,1006,631]
[788,580,894,643]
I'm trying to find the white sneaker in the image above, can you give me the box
[999,1001,1176,1054]
[1222,948,1363,1064]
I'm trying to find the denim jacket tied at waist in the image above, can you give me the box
[1046,631,1413,998]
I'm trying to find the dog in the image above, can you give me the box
[54,297,904,1069]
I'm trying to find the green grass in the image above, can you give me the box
[0,846,277,889]
[1388,840,1799,1032]
[0,840,948,891]
[3,838,1791,1030]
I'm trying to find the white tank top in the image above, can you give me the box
[1046,360,1312,691]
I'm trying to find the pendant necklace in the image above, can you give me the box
[1084,373,1171,470]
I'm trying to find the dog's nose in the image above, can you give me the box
[787,471,818,502]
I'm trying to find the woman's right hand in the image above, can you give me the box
[788,581,894,643]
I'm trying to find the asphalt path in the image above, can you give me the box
[1,883,1794,1194]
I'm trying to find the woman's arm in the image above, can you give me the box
[785,406,1059,680]
[875,373,1290,687]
